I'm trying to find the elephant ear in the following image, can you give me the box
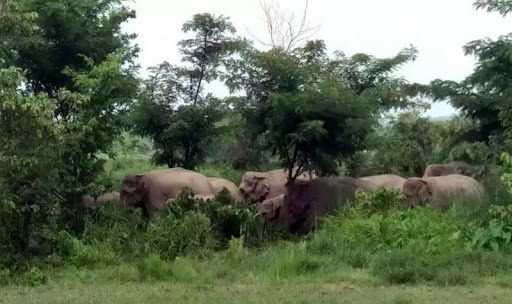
[419,179,433,195]
[134,175,147,193]
[416,178,433,203]
[253,175,270,200]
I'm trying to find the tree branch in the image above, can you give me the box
[249,0,321,52]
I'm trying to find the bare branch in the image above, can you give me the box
[247,0,322,52]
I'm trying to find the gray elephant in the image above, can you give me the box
[359,174,405,190]
[207,177,244,203]
[281,177,378,235]
[82,195,96,207]
[422,161,470,177]
[120,167,216,216]
[239,167,316,203]
[401,174,485,210]
[96,191,121,205]
[82,191,121,207]
[256,194,285,227]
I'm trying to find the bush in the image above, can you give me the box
[81,204,147,257]
[137,254,173,281]
[56,230,117,268]
[310,189,467,257]
[147,210,218,261]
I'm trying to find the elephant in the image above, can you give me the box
[120,167,216,216]
[281,176,378,235]
[401,174,486,210]
[82,195,96,207]
[96,191,121,205]
[192,193,216,203]
[256,194,285,227]
[81,191,120,207]
[207,177,244,203]
[422,161,470,178]
[359,174,406,190]
[239,167,316,203]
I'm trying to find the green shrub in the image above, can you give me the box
[137,254,172,281]
[56,231,117,268]
[147,207,218,261]
[81,204,147,257]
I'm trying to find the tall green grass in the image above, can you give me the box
[4,182,512,288]
[4,151,512,291]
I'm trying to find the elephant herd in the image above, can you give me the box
[82,161,487,235]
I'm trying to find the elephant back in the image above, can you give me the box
[427,174,486,210]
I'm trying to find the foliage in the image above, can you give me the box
[133,13,246,169]
[5,0,512,297]
[0,0,139,271]
[0,64,62,269]
[230,40,421,180]
[362,111,438,177]
[0,0,139,96]
[0,0,140,203]
[423,0,512,151]
[471,154,512,252]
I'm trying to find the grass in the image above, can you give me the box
[3,151,512,303]
[2,274,512,304]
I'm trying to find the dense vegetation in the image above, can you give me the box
[1,0,512,302]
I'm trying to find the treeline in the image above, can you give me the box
[0,0,511,274]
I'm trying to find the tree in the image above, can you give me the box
[134,13,245,169]
[0,0,140,204]
[232,40,419,182]
[474,0,512,16]
[0,0,138,99]
[423,0,512,153]
[365,111,438,177]
[0,63,62,266]
[329,46,424,111]
[247,0,321,52]
[226,37,421,181]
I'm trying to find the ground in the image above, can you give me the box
[2,281,512,304]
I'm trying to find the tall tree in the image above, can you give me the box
[134,13,245,169]
[0,0,140,203]
[230,40,419,182]
[0,63,62,266]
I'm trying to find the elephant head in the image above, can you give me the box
[256,194,284,225]
[401,178,432,208]
[120,174,147,206]
[239,172,270,202]
[82,195,96,206]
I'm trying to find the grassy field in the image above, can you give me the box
[3,152,512,303]
[3,257,512,304]
[3,281,512,304]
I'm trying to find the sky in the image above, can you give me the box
[122,0,512,118]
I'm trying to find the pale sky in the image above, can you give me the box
[122,0,512,118]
